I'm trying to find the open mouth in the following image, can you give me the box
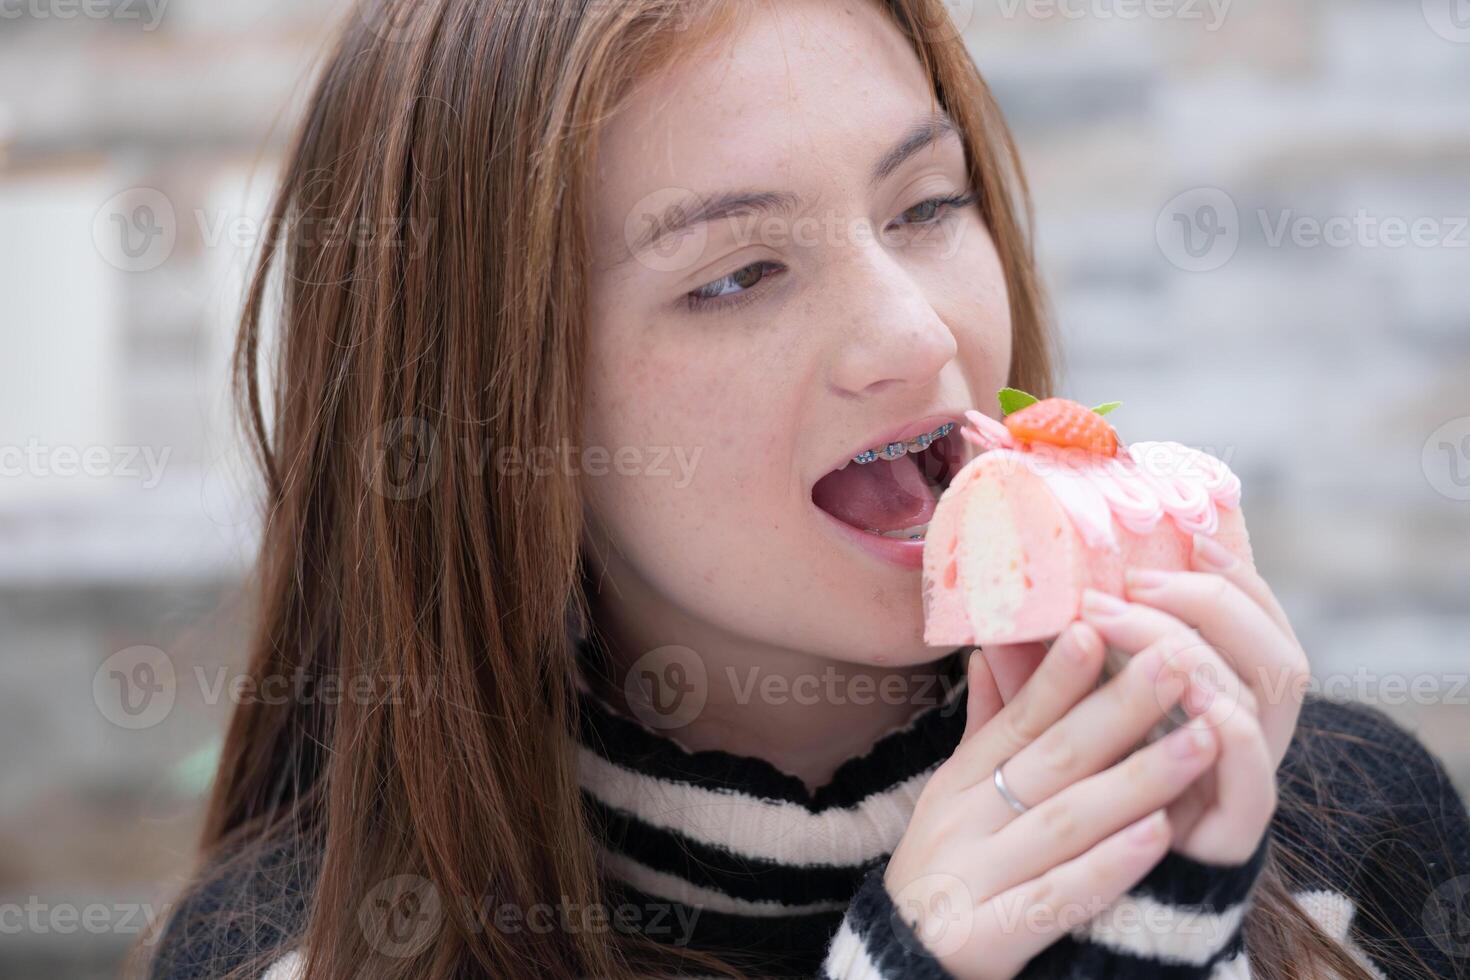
[810,423,962,543]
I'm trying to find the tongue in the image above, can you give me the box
[812,450,938,533]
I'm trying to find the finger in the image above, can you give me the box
[1078,590,1257,722]
[988,636,1189,817]
[962,648,1005,743]
[1190,531,1300,647]
[1172,696,1277,865]
[967,719,1217,898]
[981,640,1049,703]
[1122,567,1305,765]
[953,622,1104,790]
[969,809,1172,977]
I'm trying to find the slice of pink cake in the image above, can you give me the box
[922,406,1253,647]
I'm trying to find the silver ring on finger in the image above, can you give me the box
[993,756,1030,814]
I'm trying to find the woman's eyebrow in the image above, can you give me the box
[869,109,957,189]
[621,109,959,265]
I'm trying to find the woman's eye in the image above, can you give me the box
[900,198,944,224]
[685,261,783,313]
[892,191,979,227]
[680,193,977,314]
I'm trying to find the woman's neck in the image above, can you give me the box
[582,598,956,793]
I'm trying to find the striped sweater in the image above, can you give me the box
[151,650,1470,980]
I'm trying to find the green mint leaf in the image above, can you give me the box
[1091,401,1122,416]
[997,387,1039,416]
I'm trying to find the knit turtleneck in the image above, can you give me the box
[570,639,1470,980]
[573,640,1279,979]
[150,644,1470,980]
[575,646,968,968]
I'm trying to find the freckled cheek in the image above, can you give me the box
[659,383,792,515]
[588,311,798,516]
[942,221,1012,362]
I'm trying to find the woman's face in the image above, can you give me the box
[582,0,1012,671]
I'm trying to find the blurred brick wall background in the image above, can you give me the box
[0,0,1466,976]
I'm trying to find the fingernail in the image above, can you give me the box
[1082,588,1127,618]
[1131,645,1162,680]
[1192,533,1237,571]
[1184,682,1215,715]
[1168,724,1211,758]
[1129,811,1164,844]
[1126,568,1169,590]
[1062,623,1099,663]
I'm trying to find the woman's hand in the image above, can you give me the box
[979,531,1306,866]
[1090,530,1309,863]
[884,622,1226,980]
[884,532,1305,978]
[1118,531,1310,773]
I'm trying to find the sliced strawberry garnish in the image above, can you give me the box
[1003,396,1120,456]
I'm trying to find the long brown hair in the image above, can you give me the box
[137,1,1436,978]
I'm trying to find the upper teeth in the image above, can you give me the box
[851,421,954,466]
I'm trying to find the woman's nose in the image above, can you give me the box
[824,251,959,396]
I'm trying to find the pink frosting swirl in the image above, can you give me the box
[958,409,1241,550]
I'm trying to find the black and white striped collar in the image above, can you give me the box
[572,639,970,814]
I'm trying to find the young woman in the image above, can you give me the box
[143,0,1470,978]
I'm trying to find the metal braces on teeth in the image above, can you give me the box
[863,523,930,540]
[851,421,955,466]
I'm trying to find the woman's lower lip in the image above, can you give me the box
[813,505,926,570]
